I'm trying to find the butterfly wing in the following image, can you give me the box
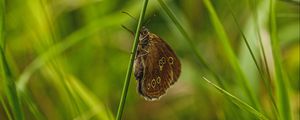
[137,33,181,100]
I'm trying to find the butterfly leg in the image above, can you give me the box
[140,34,149,41]
[135,49,149,59]
[134,58,144,81]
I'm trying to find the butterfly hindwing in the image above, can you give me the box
[136,32,181,100]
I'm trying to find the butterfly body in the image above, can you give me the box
[134,27,181,101]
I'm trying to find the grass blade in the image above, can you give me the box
[157,0,248,118]
[226,0,263,83]
[157,0,226,88]
[203,0,260,110]
[69,76,113,120]
[16,16,123,91]
[269,0,292,119]
[0,0,24,119]
[0,48,24,120]
[20,91,46,120]
[203,77,268,120]
[249,0,279,117]
[0,95,13,120]
[116,0,149,119]
[226,0,278,117]
[0,0,4,48]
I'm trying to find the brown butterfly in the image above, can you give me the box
[133,26,181,101]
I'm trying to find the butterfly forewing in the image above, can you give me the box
[134,28,181,101]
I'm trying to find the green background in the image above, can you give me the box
[0,0,299,120]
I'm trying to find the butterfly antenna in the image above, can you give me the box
[122,11,138,22]
[143,13,156,26]
[121,25,135,36]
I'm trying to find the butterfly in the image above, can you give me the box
[133,26,181,101]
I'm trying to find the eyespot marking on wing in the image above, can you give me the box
[156,76,161,84]
[151,79,156,88]
[159,57,166,71]
[168,57,174,65]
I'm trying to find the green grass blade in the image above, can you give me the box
[0,0,24,119]
[157,1,244,118]
[0,48,24,120]
[203,77,268,120]
[116,0,149,119]
[203,0,260,110]
[249,0,278,117]
[16,0,158,91]
[227,0,278,117]
[20,91,46,120]
[0,95,13,120]
[0,0,4,48]
[269,0,292,119]
[156,0,207,71]
[63,77,83,119]
[69,76,113,120]
[226,0,262,80]
[157,0,225,88]
[16,15,126,91]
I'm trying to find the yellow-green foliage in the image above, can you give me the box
[0,0,298,120]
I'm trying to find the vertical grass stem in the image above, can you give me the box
[116,0,149,119]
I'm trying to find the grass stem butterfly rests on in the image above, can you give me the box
[122,12,181,101]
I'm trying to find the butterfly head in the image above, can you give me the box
[140,26,149,36]
[139,26,150,47]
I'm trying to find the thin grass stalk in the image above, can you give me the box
[225,0,267,93]
[250,0,279,117]
[157,0,226,88]
[16,13,130,91]
[116,0,149,119]
[157,0,207,68]
[203,0,261,110]
[0,95,13,120]
[226,0,261,76]
[155,2,247,118]
[0,1,24,119]
[0,0,4,48]
[203,77,268,120]
[16,1,157,90]
[21,90,45,120]
[156,1,246,119]
[0,48,24,120]
[269,0,291,119]
[226,0,265,82]
[226,0,277,116]
[69,76,113,120]
[0,1,12,119]
[63,78,83,119]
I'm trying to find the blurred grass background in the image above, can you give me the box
[0,0,299,120]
